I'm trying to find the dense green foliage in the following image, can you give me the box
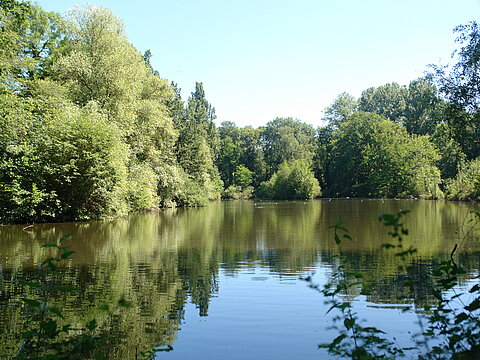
[261,117,316,178]
[327,112,442,198]
[1,1,480,224]
[446,157,480,201]
[431,21,480,159]
[259,160,321,200]
[0,2,221,223]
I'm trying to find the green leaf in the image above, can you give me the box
[465,298,480,312]
[47,261,57,271]
[60,249,75,259]
[57,285,80,292]
[98,304,110,312]
[49,307,65,319]
[344,318,355,330]
[363,327,385,334]
[40,318,57,335]
[21,330,35,339]
[155,345,173,352]
[118,297,132,308]
[331,333,347,346]
[470,284,480,293]
[21,281,42,288]
[41,243,58,248]
[22,298,41,308]
[454,312,469,324]
[334,233,341,245]
[41,257,56,266]
[59,233,73,243]
[87,319,97,331]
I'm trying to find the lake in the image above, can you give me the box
[1,199,479,359]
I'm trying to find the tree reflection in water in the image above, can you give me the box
[0,200,478,358]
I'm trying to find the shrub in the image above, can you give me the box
[261,160,321,200]
[222,185,254,200]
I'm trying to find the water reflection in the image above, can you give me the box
[0,200,479,358]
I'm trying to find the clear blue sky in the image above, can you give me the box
[38,0,480,128]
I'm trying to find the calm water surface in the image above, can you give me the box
[1,199,479,359]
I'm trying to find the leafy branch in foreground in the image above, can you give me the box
[16,234,110,360]
[380,210,480,359]
[15,234,165,360]
[307,210,480,359]
[304,217,405,359]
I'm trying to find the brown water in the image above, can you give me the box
[0,199,479,359]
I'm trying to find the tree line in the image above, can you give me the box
[1,1,479,224]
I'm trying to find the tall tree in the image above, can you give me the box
[322,92,357,128]
[217,122,265,188]
[217,121,241,187]
[261,117,316,178]
[238,126,265,186]
[357,80,442,135]
[404,78,442,135]
[358,82,408,123]
[49,5,198,211]
[328,112,441,198]
[0,0,65,89]
[431,21,480,158]
[175,82,223,200]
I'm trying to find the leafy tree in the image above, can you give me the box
[222,164,255,200]
[357,79,442,136]
[186,82,220,157]
[358,82,408,122]
[432,21,480,112]
[217,121,241,187]
[218,136,241,187]
[322,92,357,128]
[404,77,442,135]
[234,165,254,190]
[261,117,316,178]
[0,0,66,89]
[237,126,266,187]
[313,125,335,191]
[55,5,183,208]
[431,123,466,180]
[217,122,265,189]
[0,93,54,224]
[328,112,442,198]
[430,21,480,159]
[166,82,186,130]
[0,94,129,224]
[175,82,223,201]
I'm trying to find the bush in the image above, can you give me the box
[222,185,254,200]
[260,160,321,200]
